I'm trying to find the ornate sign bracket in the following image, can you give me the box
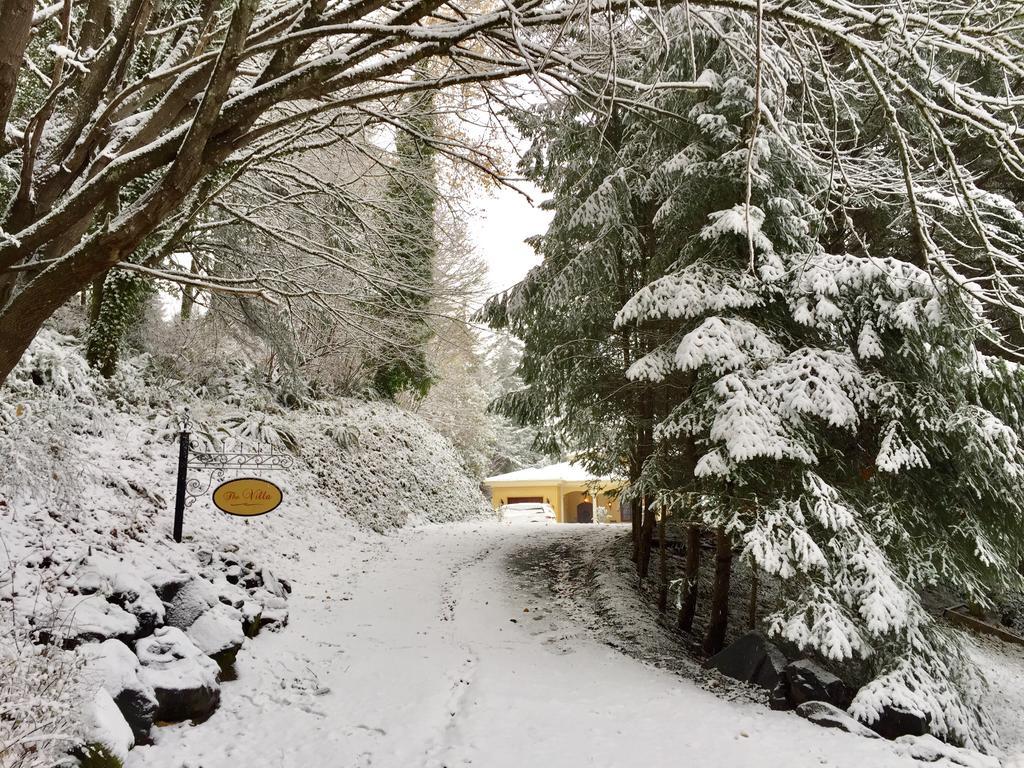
[172,409,293,542]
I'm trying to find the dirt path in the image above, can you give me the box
[127,520,919,768]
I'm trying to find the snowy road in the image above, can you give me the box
[128,521,922,768]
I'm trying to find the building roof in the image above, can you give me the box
[485,461,616,485]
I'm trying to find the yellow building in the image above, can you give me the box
[484,462,627,523]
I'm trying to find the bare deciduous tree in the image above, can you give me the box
[1,0,1022,385]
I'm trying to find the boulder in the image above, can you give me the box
[769,682,792,711]
[795,701,880,739]
[869,704,931,740]
[187,604,245,671]
[79,639,158,745]
[250,589,288,630]
[241,601,263,638]
[706,632,787,690]
[136,627,221,723]
[148,571,191,606]
[261,568,287,599]
[78,688,135,766]
[784,659,853,708]
[241,572,264,590]
[894,735,999,767]
[158,577,220,630]
[108,575,164,637]
[58,595,139,649]
[74,561,164,638]
[215,578,250,610]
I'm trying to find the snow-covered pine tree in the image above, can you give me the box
[481,23,707,570]
[615,16,1024,748]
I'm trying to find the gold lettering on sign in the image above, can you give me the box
[212,478,283,516]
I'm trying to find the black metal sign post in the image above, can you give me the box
[173,425,190,543]
[171,410,294,543]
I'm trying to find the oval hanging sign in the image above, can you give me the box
[212,477,283,517]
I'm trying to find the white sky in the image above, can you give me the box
[467,181,551,297]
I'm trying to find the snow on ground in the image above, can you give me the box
[968,634,1024,761]
[127,520,958,768]
[5,332,1024,767]
[0,330,492,762]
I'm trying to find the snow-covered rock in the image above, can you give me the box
[261,567,287,598]
[784,659,853,709]
[55,594,139,648]
[75,556,165,636]
[795,701,880,740]
[893,734,999,767]
[80,639,159,744]
[187,604,245,669]
[81,687,134,763]
[868,704,931,740]
[706,631,788,690]
[241,600,263,637]
[136,627,220,723]
[250,587,288,630]
[158,576,220,630]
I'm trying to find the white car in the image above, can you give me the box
[498,502,556,523]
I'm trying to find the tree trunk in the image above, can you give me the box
[88,274,106,325]
[657,508,668,612]
[180,283,195,320]
[630,497,642,563]
[702,527,733,655]
[748,557,759,630]
[0,0,35,144]
[678,524,700,632]
[638,498,657,579]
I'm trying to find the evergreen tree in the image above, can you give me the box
[372,85,438,400]
[614,21,1024,747]
[494,8,1024,747]
[482,29,705,571]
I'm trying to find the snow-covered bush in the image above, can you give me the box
[0,566,83,768]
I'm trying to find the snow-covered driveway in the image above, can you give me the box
[128,521,920,768]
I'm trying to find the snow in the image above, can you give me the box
[56,593,140,642]
[894,734,1000,767]
[84,687,134,760]
[5,331,1024,766]
[80,639,144,698]
[136,627,220,694]
[701,204,774,254]
[615,264,763,327]
[485,461,615,484]
[125,522,939,768]
[186,605,245,657]
[674,316,783,375]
